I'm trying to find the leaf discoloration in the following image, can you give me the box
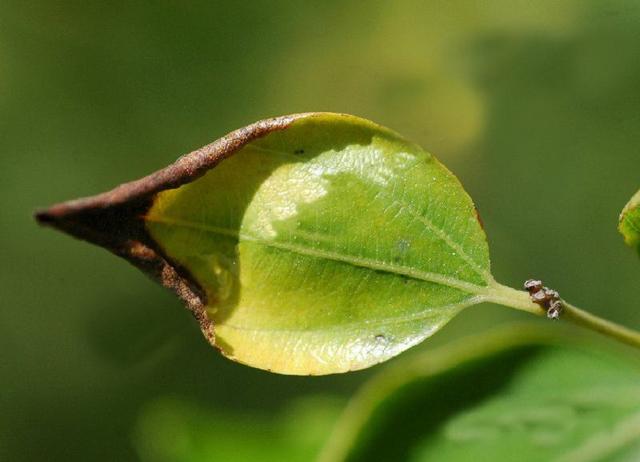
[36,112,494,374]
[35,114,307,340]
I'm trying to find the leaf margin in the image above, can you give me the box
[34,113,317,342]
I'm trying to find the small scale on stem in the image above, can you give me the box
[523,279,563,320]
[486,279,640,351]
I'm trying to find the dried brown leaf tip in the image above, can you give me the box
[524,279,563,320]
[33,114,308,344]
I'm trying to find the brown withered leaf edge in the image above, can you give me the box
[35,113,312,344]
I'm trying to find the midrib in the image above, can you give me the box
[145,215,488,295]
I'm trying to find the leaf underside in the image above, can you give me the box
[38,112,491,375]
[619,189,640,257]
[322,328,640,462]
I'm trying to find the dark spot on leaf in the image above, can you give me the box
[294,148,305,155]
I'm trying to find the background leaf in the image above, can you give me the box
[133,395,342,462]
[619,190,640,256]
[321,327,640,462]
[146,113,492,375]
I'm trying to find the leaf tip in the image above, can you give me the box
[34,208,54,225]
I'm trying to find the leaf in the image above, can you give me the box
[619,189,640,256]
[320,327,640,462]
[36,112,511,375]
[134,395,343,462]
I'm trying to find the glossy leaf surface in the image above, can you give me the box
[321,328,640,462]
[145,113,492,374]
[619,190,640,257]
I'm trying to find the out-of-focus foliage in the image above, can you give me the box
[619,190,640,256]
[320,328,640,462]
[134,396,343,462]
[2,1,640,461]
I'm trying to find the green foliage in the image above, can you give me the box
[8,2,640,461]
[619,190,640,256]
[321,328,640,462]
[134,396,342,462]
[146,113,494,374]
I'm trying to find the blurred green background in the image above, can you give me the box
[2,1,640,460]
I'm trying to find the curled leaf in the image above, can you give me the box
[619,189,640,256]
[37,113,494,375]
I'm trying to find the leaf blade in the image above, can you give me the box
[145,112,491,374]
[320,327,640,462]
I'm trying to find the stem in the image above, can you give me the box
[484,281,545,316]
[486,281,640,350]
[562,302,640,350]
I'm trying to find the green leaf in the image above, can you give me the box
[144,113,493,374]
[37,112,536,375]
[320,327,640,462]
[134,396,343,462]
[619,189,640,256]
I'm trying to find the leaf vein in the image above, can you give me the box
[238,143,490,283]
[389,198,491,283]
[145,215,487,294]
